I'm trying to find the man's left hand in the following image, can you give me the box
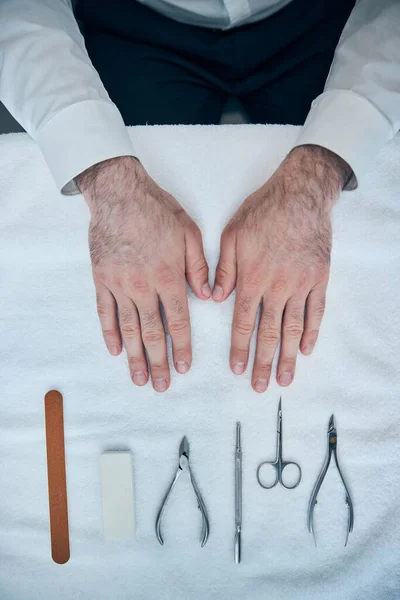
[212,144,351,393]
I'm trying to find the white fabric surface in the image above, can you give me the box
[1,124,400,600]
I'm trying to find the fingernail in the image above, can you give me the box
[233,361,245,375]
[176,360,189,374]
[110,345,119,356]
[304,344,314,355]
[154,378,168,392]
[133,371,146,385]
[213,285,223,300]
[255,379,268,393]
[279,372,292,386]
[201,283,211,298]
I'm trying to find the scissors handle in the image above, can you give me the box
[280,461,302,489]
[256,461,279,489]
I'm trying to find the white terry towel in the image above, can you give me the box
[0,125,400,600]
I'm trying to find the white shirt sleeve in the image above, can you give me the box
[0,0,136,194]
[294,0,400,190]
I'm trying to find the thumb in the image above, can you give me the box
[185,224,211,300]
[213,229,237,302]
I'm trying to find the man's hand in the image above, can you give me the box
[76,156,210,392]
[212,145,352,393]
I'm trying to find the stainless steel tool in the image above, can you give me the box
[257,397,302,490]
[234,422,242,564]
[155,436,209,547]
[307,415,354,547]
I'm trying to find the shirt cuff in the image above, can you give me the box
[35,100,136,195]
[293,90,395,190]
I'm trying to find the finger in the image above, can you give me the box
[277,295,306,387]
[213,229,237,302]
[115,294,148,387]
[300,284,327,355]
[134,293,170,393]
[158,273,192,375]
[252,299,283,393]
[95,283,122,356]
[185,224,211,300]
[230,278,261,375]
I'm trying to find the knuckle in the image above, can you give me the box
[260,308,279,329]
[119,306,135,325]
[190,255,208,277]
[142,309,159,330]
[296,272,309,293]
[118,308,141,338]
[96,300,112,317]
[258,361,272,371]
[231,344,250,357]
[130,277,149,295]
[157,266,178,290]
[102,328,117,338]
[289,308,304,323]
[167,318,189,335]
[237,295,252,315]
[242,266,263,290]
[271,278,288,294]
[255,362,272,376]
[313,296,326,318]
[216,259,231,279]
[169,295,184,315]
[128,356,145,368]
[142,329,165,347]
[120,324,141,339]
[233,319,253,337]
[149,362,168,372]
[280,358,296,370]
[283,323,304,338]
[259,325,280,346]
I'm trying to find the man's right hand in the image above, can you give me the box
[76,156,211,393]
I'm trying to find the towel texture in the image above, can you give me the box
[1,125,400,600]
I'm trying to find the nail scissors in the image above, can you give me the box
[257,397,302,490]
[307,414,354,546]
[155,436,209,547]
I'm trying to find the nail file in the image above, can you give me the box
[44,390,70,564]
[100,451,135,541]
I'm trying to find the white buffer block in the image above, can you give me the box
[100,451,135,541]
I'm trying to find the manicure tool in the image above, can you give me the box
[100,452,135,541]
[155,436,209,546]
[307,415,354,546]
[44,390,70,564]
[234,422,242,564]
[256,397,302,489]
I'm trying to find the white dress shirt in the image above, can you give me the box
[0,0,399,194]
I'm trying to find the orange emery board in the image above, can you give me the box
[44,390,70,564]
